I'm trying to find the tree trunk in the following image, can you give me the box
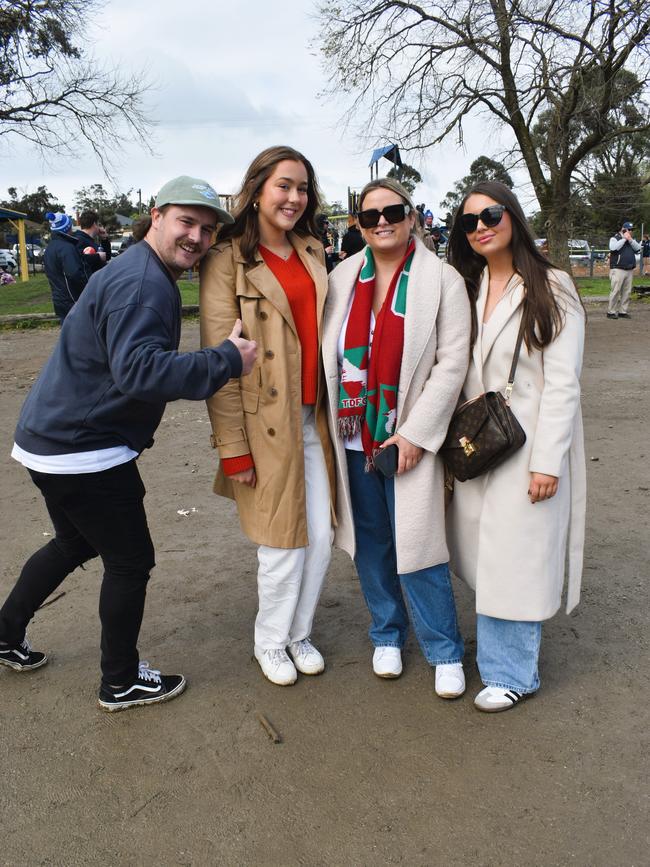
[540,179,572,273]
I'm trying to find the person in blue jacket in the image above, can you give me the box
[0,176,257,712]
[43,212,87,323]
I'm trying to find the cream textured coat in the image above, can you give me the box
[322,238,471,574]
[199,233,335,549]
[446,269,586,621]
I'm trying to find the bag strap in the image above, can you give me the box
[504,307,526,404]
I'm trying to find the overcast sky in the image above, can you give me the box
[3,0,522,222]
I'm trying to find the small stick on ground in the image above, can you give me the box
[257,712,281,744]
[37,591,66,610]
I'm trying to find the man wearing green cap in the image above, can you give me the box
[0,177,257,712]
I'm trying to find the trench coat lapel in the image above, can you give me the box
[289,232,329,331]
[233,234,327,339]
[479,270,525,368]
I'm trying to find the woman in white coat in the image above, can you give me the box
[446,181,586,713]
[323,178,471,697]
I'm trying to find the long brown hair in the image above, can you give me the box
[447,181,581,350]
[218,145,322,265]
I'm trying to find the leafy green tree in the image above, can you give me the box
[440,157,513,220]
[387,164,422,195]
[321,200,347,217]
[74,184,136,232]
[0,0,152,173]
[318,1,650,268]
[2,185,63,222]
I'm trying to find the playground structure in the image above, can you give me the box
[0,206,29,282]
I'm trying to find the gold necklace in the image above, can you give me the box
[263,242,293,260]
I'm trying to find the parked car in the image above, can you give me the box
[0,249,18,273]
[534,238,592,266]
[11,243,43,262]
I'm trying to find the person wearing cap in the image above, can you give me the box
[608,220,641,319]
[0,176,257,713]
[43,211,88,323]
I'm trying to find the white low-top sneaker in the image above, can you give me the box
[372,646,402,678]
[474,686,524,712]
[254,647,297,686]
[434,662,466,698]
[288,638,325,675]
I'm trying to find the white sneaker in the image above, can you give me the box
[288,638,325,675]
[254,647,297,686]
[434,662,466,698]
[372,646,402,678]
[474,686,524,712]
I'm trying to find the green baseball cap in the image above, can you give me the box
[155,175,234,223]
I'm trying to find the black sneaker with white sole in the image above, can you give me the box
[98,661,186,712]
[0,638,48,671]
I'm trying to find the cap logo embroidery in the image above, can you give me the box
[191,183,218,201]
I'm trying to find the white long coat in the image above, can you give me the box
[322,238,471,574]
[446,269,586,621]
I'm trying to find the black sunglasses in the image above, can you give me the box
[459,205,507,233]
[357,203,411,228]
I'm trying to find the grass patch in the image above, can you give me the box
[1,270,648,318]
[0,272,200,316]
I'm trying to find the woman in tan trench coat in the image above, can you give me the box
[200,146,335,687]
[322,178,471,697]
[447,181,586,713]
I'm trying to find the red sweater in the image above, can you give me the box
[221,247,318,476]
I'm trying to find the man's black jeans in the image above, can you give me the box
[0,460,155,686]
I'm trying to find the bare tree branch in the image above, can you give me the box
[0,0,154,178]
[317,0,650,264]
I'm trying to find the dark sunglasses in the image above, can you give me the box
[459,205,507,233]
[357,203,411,228]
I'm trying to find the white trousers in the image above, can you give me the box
[254,406,332,650]
[608,268,633,314]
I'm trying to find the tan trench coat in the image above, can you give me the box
[322,237,471,574]
[199,233,335,548]
[446,269,586,620]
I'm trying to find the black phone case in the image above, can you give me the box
[374,444,399,477]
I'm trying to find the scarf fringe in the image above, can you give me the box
[338,415,363,440]
[364,454,375,473]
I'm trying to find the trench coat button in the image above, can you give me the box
[267,427,276,436]
[264,349,275,359]
[269,387,278,397]
[259,311,268,320]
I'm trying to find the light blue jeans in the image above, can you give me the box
[346,450,464,666]
[477,614,542,694]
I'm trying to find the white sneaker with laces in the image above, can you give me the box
[254,647,297,686]
[434,662,466,698]
[372,646,402,678]
[288,639,324,675]
[474,686,524,712]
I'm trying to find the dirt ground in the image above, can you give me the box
[0,302,648,867]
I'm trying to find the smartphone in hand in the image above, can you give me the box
[373,444,399,478]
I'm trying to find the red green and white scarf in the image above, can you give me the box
[338,239,415,462]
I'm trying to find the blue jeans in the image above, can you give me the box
[346,450,463,666]
[477,614,541,694]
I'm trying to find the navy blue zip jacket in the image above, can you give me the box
[15,240,242,456]
[74,229,112,279]
[43,231,88,319]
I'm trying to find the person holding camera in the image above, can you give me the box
[607,220,641,319]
